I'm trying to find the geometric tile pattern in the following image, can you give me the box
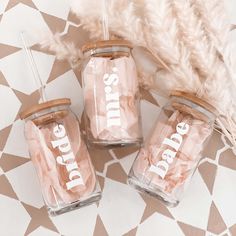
[0,0,236,235]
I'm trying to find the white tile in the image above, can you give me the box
[4,119,29,158]
[0,3,50,47]
[0,195,30,235]
[169,170,212,229]
[51,203,98,236]
[32,0,70,20]
[6,162,44,208]
[29,226,60,236]
[98,179,145,236]
[0,50,55,95]
[0,85,21,130]
[45,70,84,117]
[137,213,184,236]
[213,165,236,226]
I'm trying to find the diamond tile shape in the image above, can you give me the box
[98,179,145,236]
[51,204,98,236]
[136,213,184,236]
[0,3,50,47]
[0,85,21,130]
[0,195,31,235]
[0,50,54,95]
[6,162,44,208]
[169,170,212,229]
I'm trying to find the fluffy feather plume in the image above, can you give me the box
[172,0,231,107]
[40,33,83,68]
[191,0,230,49]
[173,0,236,145]
[40,0,236,146]
[143,0,201,91]
[69,0,202,91]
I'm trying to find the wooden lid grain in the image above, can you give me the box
[82,40,132,53]
[170,91,218,116]
[20,98,71,120]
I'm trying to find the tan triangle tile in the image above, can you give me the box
[0,125,12,151]
[178,222,205,236]
[67,10,80,25]
[88,148,113,173]
[5,0,37,11]
[219,149,236,171]
[0,153,29,172]
[0,175,18,199]
[22,203,58,235]
[207,202,227,234]
[230,224,236,236]
[106,162,127,184]
[140,87,159,107]
[93,215,108,236]
[73,66,82,86]
[0,71,9,86]
[97,175,105,191]
[12,89,40,120]
[47,59,71,83]
[40,12,66,33]
[140,194,173,222]
[0,43,20,59]
[112,146,139,159]
[123,227,138,236]
[63,25,91,49]
[198,162,217,194]
[202,131,224,160]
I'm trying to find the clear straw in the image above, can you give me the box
[20,31,47,102]
[102,0,109,40]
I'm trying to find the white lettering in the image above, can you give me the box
[103,67,121,127]
[149,121,189,179]
[52,124,84,190]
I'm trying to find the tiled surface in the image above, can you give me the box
[0,1,236,235]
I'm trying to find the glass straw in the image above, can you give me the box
[20,31,47,102]
[102,0,109,40]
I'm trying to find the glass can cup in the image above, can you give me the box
[81,40,143,148]
[20,98,101,216]
[128,91,217,207]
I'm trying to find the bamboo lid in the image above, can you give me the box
[82,40,133,53]
[170,91,219,116]
[20,98,71,120]
[32,110,69,126]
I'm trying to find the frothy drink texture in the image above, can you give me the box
[132,110,212,199]
[83,56,141,142]
[25,112,97,208]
